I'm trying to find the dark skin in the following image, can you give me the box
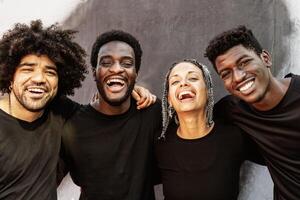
[215,45,291,111]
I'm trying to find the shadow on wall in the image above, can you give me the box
[62,0,293,103]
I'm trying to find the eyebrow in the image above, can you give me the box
[18,62,36,67]
[170,71,198,78]
[99,55,134,60]
[235,54,249,65]
[45,65,57,71]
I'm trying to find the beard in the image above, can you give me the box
[97,79,135,106]
[11,89,55,112]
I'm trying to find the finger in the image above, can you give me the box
[149,94,156,106]
[136,89,149,105]
[132,90,141,102]
[137,94,151,109]
[151,94,157,104]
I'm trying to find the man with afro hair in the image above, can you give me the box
[205,25,300,200]
[0,20,88,200]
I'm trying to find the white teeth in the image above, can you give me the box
[239,81,254,92]
[178,91,194,100]
[28,88,45,93]
[106,79,125,85]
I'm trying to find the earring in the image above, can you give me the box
[168,104,174,118]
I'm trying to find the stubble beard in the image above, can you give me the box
[97,80,136,106]
[11,89,54,112]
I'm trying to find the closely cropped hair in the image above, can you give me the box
[159,59,214,140]
[0,20,88,96]
[90,30,142,73]
[205,25,263,69]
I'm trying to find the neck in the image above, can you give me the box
[176,110,213,139]
[252,77,291,111]
[0,93,44,122]
[91,97,131,115]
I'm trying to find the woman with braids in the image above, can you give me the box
[155,59,263,200]
[0,20,87,200]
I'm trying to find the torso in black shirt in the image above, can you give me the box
[215,74,300,200]
[0,106,64,200]
[61,99,161,200]
[155,118,250,200]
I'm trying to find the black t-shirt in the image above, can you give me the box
[0,106,64,200]
[61,99,162,200]
[215,74,300,200]
[155,118,257,200]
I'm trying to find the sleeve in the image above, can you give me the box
[214,95,234,122]
[56,139,70,186]
[152,99,162,185]
[241,131,266,165]
[50,96,80,121]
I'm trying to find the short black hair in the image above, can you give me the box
[90,30,142,73]
[0,19,88,96]
[205,25,263,69]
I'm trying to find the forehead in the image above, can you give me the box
[98,41,134,59]
[19,54,56,66]
[215,45,256,64]
[170,62,203,78]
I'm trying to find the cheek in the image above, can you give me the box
[49,77,59,90]
[95,67,106,79]
[128,69,137,80]
[168,88,177,104]
[222,79,232,90]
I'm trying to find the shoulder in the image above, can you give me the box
[139,98,162,115]
[49,96,81,119]
[285,73,300,92]
[214,95,238,120]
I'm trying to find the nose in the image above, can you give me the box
[179,78,189,87]
[31,70,46,83]
[108,62,124,73]
[232,67,245,83]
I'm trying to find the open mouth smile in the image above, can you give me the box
[25,86,48,98]
[105,76,127,92]
[177,90,195,101]
[236,78,255,94]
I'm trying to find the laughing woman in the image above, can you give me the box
[155,59,262,200]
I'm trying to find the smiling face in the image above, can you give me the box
[168,62,207,114]
[94,41,137,106]
[215,45,272,105]
[10,54,58,112]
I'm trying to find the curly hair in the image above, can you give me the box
[0,19,88,96]
[159,59,214,140]
[205,25,263,70]
[90,30,142,73]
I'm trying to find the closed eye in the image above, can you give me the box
[170,80,180,85]
[188,77,198,81]
[19,66,34,73]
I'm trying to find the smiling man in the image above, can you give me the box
[0,20,87,200]
[60,30,161,200]
[205,25,300,200]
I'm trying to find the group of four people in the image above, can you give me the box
[0,20,299,200]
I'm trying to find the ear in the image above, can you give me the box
[260,50,272,67]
